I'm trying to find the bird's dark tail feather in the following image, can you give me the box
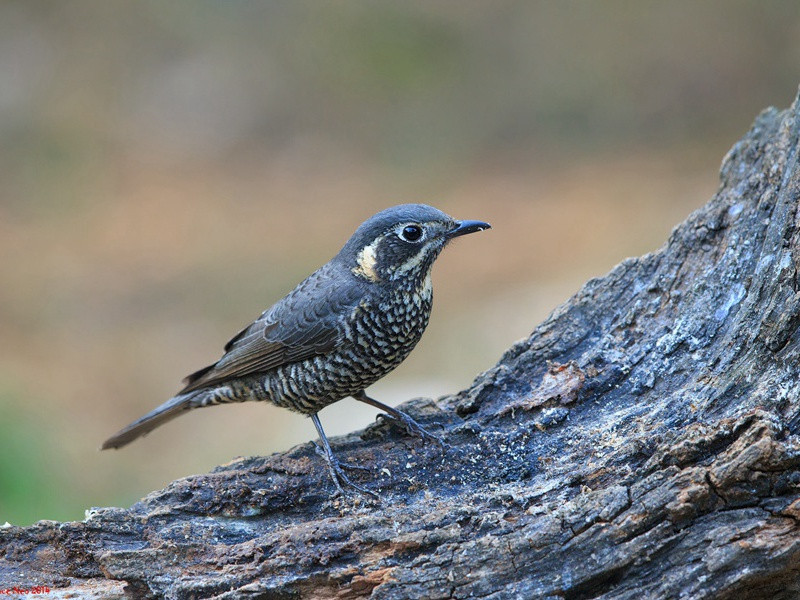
[101,393,199,450]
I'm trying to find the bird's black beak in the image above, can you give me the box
[447,219,491,239]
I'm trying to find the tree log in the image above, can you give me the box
[5,92,800,600]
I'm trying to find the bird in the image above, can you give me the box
[102,204,490,496]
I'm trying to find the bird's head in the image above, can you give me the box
[338,204,490,285]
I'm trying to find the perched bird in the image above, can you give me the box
[102,204,490,495]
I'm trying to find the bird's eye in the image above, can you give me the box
[399,224,424,242]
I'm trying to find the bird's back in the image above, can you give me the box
[182,257,433,415]
[222,267,433,414]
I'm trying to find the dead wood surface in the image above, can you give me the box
[4,92,800,599]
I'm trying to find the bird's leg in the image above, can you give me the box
[311,413,378,498]
[312,443,371,472]
[353,391,447,448]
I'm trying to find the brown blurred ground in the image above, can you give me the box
[1,1,799,525]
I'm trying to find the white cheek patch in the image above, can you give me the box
[352,240,381,282]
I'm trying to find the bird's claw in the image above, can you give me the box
[312,443,379,499]
[378,412,450,450]
[329,464,379,499]
[313,442,372,472]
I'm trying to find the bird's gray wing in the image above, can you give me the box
[179,265,364,393]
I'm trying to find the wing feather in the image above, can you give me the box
[179,264,363,393]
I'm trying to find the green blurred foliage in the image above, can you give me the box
[0,387,78,524]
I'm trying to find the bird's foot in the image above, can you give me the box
[313,442,372,472]
[378,411,450,450]
[327,461,380,499]
[313,443,378,499]
[353,391,450,451]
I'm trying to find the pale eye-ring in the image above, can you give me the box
[399,224,424,242]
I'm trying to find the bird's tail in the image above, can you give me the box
[101,392,203,450]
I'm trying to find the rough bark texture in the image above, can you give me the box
[5,92,800,599]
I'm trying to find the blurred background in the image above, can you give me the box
[2,1,799,525]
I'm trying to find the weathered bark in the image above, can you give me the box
[5,92,800,600]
